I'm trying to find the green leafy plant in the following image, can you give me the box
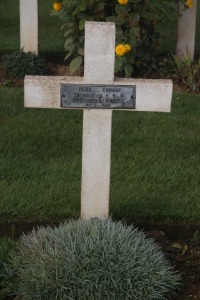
[51,0,189,77]
[3,50,50,79]
[1,218,180,299]
[160,54,200,92]
[51,0,107,74]
[107,0,179,77]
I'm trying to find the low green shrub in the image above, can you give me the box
[1,219,180,299]
[3,50,50,79]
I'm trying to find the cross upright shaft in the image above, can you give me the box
[81,22,116,219]
[20,0,38,54]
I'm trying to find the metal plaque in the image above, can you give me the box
[61,84,136,109]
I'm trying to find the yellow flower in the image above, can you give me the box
[115,44,126,56]
[124,44,131,53]
[53,2,62,11]
[118,0,129,4]
[115,44,131,56]
[186,0,193,8]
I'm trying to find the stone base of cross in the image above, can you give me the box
[24,22,172,219]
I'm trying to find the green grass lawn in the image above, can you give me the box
[0,0,64,57]
[0,1,200,225]
[0,0,20,54]
[0,87,200,224]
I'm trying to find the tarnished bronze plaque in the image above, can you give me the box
[61,84,136,109]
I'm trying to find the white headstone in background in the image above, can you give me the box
[176,0,197,59]
[20,0,38,54]
[24,21,173,219]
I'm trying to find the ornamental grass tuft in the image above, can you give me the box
[1,219,180,299]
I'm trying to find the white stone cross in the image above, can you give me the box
[176,0,197,60]
[20,0,38,54]
[24,21,172,219]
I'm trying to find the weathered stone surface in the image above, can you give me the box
[82,22,115,219]
[84,22,115,83]
[20,0,38,54]
[25,76,172,113]
[81,109,112,219]
[176,0,197,59]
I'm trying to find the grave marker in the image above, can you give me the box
[20,0,38,54]
[24,21,172,219]
[176,0,197,59]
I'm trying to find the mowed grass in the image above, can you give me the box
[0,88,82,222]
[0,0,20,54]
[0,0,64,56]
[0,87,200,223]
[0,2,200,224]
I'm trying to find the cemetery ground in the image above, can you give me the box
[0,73,200,299]
[1,2,200,299]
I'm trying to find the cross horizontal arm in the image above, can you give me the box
[25,76,172,113]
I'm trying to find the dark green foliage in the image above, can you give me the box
[51,0,106,74]
[3,50,50,79]
[0,238,16,298]
[0,238,15,269]
[1,219,180,299]
[51,0,190,77]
